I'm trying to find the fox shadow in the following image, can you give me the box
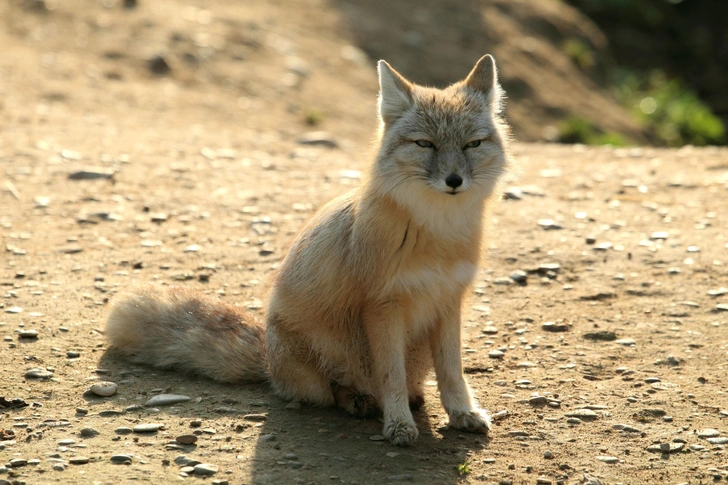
[96,349,492,484]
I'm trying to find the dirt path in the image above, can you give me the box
[2,1,728,484]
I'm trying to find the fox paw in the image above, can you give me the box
[448,408,492,434]
[334,386,381,419]
[383,418,419,446]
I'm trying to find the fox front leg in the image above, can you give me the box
[364,303,419,446]
[430,303,491,434]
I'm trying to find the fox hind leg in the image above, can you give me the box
[266,322,335,407]
[268,352,335,406]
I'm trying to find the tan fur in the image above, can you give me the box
[106,55,513,446]
[106,286,267,382]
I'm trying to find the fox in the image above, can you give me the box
[106,54,513,446]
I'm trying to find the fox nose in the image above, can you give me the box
[445,173,463,189]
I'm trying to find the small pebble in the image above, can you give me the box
[613,424,640,433]
[543,450,553,459]
[297,131,339,148]
[243,413,267,422]
[583,331,617,341]
[89,381,118,397]
[80,428,100,437]
[597,456,618,464]
[539,263,561,272]
[148,55,171,75]
[25,368,53,379]
[110,454,132,464]
[175,435,197,445]
[68,456,89,465]
[133,423,162,433]
[537,219,563,230]
[706,437,728,445]
[646,442,684,453]
[68,169,115,180]
[98,409,123,417]
[504,187,523,200]
[509,270,527,283]
[698,428,720,438]
[193,463,218,476]
[17,329,38,339]
[174,455,193,466]
[145,394,191,407]
[542,321,570,332]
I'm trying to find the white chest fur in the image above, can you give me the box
[389,260,477,333]
[394,261,476,292]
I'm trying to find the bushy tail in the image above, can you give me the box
[106,285,268,382]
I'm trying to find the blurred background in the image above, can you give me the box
[2,0,726,148]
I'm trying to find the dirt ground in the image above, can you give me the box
[2,1,728,485]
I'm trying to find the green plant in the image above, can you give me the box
[557,116,628,146]
[456,460,471,476]
[614,69,725,146]
[562,38,595,70]
[303,107,324,126]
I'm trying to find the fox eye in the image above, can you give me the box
[464,140,481,149]
[415,139,434,148]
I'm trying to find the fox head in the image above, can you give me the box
[372,55,510,216]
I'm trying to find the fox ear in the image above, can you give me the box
[377,60,413,125]
[464,54,497,97]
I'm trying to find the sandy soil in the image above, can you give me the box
[2,1,728,484]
